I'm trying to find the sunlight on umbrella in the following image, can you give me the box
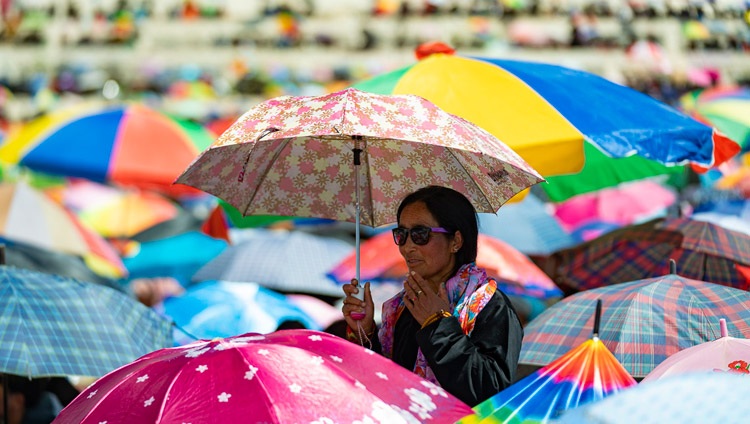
[459,301,636,423]
[53,330,474,423]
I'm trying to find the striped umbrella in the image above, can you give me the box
[353,43,739,202]
[459,301,636,423]
[0,266,173,378]
[519,273,750,378]
[680,85,750,151]
[544,217,750,295]
[0,103,214,196]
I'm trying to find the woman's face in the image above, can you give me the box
[397,201,461,286]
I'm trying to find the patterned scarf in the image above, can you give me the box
[378,263,498,384]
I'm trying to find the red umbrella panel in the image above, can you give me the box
[54,330,474,423]
[542,217,750,295]
[327,231,562,300]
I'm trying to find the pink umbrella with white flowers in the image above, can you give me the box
[53,330,474,423]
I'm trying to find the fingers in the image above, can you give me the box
[404,271,428,301]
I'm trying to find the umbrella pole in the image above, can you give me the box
[353,137,363,286]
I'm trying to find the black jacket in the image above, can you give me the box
[370,290,523,406]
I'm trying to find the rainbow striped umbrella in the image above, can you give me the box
[353,44,738,202]
[0,103,215,195]
[459,301,636,423]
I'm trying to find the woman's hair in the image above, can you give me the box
[396,185,478,274]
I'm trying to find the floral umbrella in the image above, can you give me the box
[177,87,543,284]
[53,330,474,423]
[352,43,739,202]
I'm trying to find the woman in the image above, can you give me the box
[341,185,523,406]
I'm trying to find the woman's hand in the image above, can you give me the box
[404,271,451,326]
[342,279,376,336]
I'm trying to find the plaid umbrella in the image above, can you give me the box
[192,228,352,297]
[0,266,174,378]
[543,217,750,295]
[520,273,750,378]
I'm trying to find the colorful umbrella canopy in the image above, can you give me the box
[160,280,320,345]
[328,232,562,300]
[192,229,353,297]
[543,217,750,294]
[0,103,215,195]
[557,372,750,424]
[46,179,180,238]
[352,45,739,202]
[0,266,173,378]
[0,180,126,278]
[520,273,750,378]
[461,331,636,423]
[680,85,750,150]
[552,180,677,231]
[177,87,543,227]
[642,318,750,381]
[122,230,228,286]
[477,193,576,256]
[176,87,543,285]
[53,330,474,423]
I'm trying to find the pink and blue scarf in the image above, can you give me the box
[378,263,497,383]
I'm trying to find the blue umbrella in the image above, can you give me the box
[122,231,228,286]
[478,194,575,255]
[192,229,352,297]
[160,280,320,345]
[0,266,173,378]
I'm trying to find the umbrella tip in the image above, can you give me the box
[415,41,456,60]
[593,299,602,337]
[720,318,728,338]
[669,258,677,274]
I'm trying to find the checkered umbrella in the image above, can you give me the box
[543,217,750,295]
[0,266,174,378]
[520,274,750,378]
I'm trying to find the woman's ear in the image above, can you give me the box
[452,231,463,253]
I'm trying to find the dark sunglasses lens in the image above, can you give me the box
[411,227,431,245]
[392,228,408,245]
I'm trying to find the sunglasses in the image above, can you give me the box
[392,226,450,246]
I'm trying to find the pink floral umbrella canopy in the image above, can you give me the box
[176,88,543,282]
[54,330,474,423]
[176,88,544,228]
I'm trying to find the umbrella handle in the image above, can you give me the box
[593,299,602,337]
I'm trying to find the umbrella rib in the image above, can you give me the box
[445,147,496,212]
[241,139,291,218]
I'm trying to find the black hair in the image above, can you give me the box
[396,185,478,275]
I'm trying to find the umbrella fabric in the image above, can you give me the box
[328,232,562,300]
[0,237,123,291]
[0,266,173,378]
[477,193,576,255]
[46,179,180,238]
[557,372,750,424]
[543,217,750,294]
[459,337,636,423]
[122,231,228,286]
[352,47,738,202]
[192,229,353,297]
[53,330,474,423]
[680,85,750,150]
[176,87,544,228]
[0,103,214,195]
[0,180,126,278]
[159,280,320,345]
[552,180,677,231]
[519,274,750,378]
[642,318,750,381]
